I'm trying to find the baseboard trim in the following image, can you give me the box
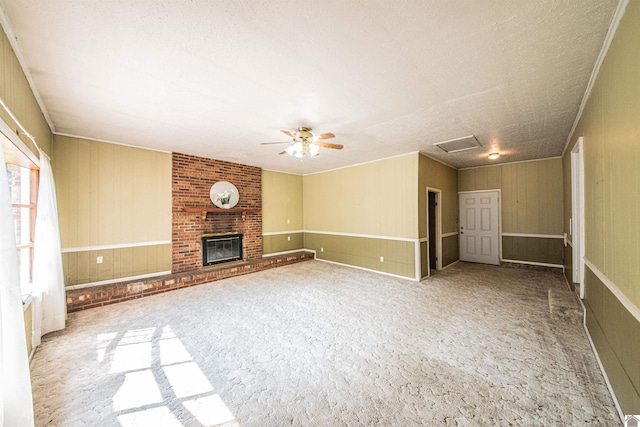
[263,249,313,257]
[315,258,417,282]
[440,260,460,270]
[575,256,626,419]
[501,259,564,269]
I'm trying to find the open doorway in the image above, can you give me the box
[427,188,442,272]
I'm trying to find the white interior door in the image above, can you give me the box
[459,191,500,265]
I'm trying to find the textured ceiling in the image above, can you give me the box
[0,1,619,173]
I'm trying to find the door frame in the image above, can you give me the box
[458,189,502,264]
[571,137,585,298]
[427,187,442,271]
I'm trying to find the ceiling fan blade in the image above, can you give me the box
[314,132,335,141]
[315,142,343,150]
[261,141,291,145]
[280,129,294,138]
[278,150,287,155]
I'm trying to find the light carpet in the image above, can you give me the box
[30,261,619,426]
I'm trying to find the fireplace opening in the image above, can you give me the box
[202,233,242,266]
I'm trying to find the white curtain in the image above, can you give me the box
[32,149,66,347]
[0,146,35,426]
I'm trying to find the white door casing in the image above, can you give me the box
[427,187,442,271]
[459,191,500,265]
[571,137,585,298]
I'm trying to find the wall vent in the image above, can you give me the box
[433,135,481,153]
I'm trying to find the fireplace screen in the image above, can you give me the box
[202,233,242,266]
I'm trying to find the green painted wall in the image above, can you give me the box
[302,153,419,278]
[563,1,640,414]
[418,154,459,274]
[584,269,640,413]
[264,154,461,278]
[459,158,563,235]
[564,3,640,307]
[419,241,428,278]
[442,235,458,267]
[303,153,419,239]
[502,236,563,265]
[262,170,304,254]
[263,233,304,255]
[459,158,564,265]
[262,170,303,233]
[53,135,171,248]
[418,155,458,237]
[0,26,52,158]
[0,22,53,362]
[304,233,415,279]
[62,244,171,286]
[53,135,172,286]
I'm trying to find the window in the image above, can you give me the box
[6,161,38,289]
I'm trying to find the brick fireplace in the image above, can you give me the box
[172,152,262,273]
[66,152,313,312]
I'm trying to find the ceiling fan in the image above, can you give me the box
[261,127,343,158]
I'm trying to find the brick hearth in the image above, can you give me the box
[66,251,315,312]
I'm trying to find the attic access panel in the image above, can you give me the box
[434,135,481,153]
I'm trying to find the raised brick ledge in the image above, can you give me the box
[66,251,315,313]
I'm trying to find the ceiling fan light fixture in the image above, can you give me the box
[285,141,304,157]
[488,152,500,160]
[284,140,320,158]
[263,127,341,158]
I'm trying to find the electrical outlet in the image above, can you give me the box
[321,247,324,252]
[380,256,384,262]
[97,256,103,264]
[287,236,291,241]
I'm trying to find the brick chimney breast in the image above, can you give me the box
[171,153,262,273]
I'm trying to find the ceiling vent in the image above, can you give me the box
[433,135,481,153]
